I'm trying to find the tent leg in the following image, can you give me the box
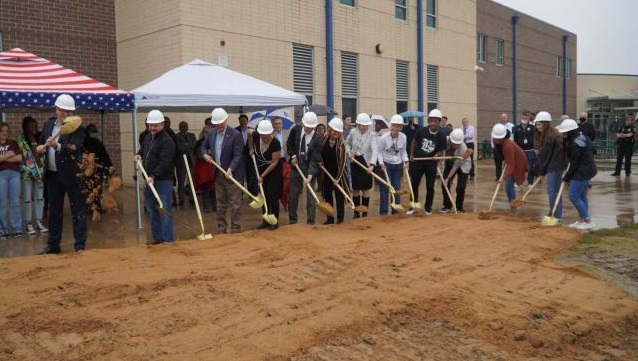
[132,109,142,230]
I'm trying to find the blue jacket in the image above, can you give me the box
[200,125,246,182]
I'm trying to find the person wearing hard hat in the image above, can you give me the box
[321,118,349,224]
[36,94,87,253]
[491,123,527,209]
[134,110,176,244]
[286,111,322,225]
[247,120,282,230]
[408,109,447,215]
[345,113,377,218]
[201,107,246,234]
[533,111,566,223]
[557,118,597,230]
[514,110,536,186]
[377,115,409,215]
[440,129,473,213]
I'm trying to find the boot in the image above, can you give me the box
[353,196,361,219]
[323,216,334,225]
[362,197,370,217]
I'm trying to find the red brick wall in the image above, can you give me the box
[477,0,577,143]
[0,0,122,171]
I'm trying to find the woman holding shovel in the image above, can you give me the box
[533,111,566,222]
[377,115,409,215]
[491,123,528,210]
[248,120,282,230]
[345,113,377,218]
[321,118,349,224]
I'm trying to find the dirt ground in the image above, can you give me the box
[1,213,637,361]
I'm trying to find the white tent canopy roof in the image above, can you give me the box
[132,59,307,112]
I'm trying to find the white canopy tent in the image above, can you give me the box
[130,59,307,228]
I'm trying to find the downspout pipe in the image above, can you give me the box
[325,0,334,117]
[562,35,568,115]
[512,15,519,125]
[417,0,424,126]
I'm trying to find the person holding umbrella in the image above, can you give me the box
[248,120,282,230]
[377,115,409,215]
[321,118,349,224]
[491,123,528,209]
[345,113,377,218]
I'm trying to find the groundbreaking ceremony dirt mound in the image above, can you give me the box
[1,214,637,360]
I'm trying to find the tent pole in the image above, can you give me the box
[132,109,142,230]
[100,110,105,141]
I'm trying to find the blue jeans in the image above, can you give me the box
[504,175,516,201]
[545,171,563,218]
[0,169,22,235]
[568,179,590,221]
[21,178,45,224]
[379,163,403,215]
[145,179,174,242]
[524,149,536,185]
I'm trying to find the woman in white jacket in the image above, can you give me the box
[377,115,409,215]
[345,113,377,217]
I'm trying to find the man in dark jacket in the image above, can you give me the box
[202,108,246,234]
[135,110,176,244]
[611,115,636,176]
[514,110,536,186]
[175,121,197,206]
[36,94,87,254]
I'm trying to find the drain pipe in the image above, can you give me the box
[417,0,424,126]
[562,35,568,115]
[325,0,334,117]
[512,15,519,125]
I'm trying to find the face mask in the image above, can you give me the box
[89,132,100,139]
[579,117,586,123]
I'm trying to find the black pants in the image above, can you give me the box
[493,147,503,180]
[442,167,469,212]
[46,171,87,252]
[410,165,437,212]
[175,155,193,203]
[615,142,634,175]
[466,142,475,177]
[322,178,344,223]
[262,185,280,222]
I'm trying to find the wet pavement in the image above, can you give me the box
[1,159,636,258]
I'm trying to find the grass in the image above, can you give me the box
[567,223,638,258]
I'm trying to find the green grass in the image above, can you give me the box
[567,223,638,258]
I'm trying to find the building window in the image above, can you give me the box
[396,60,409,113]
[426,0,436,28]
[427,65,438,111]
[477,33,487,63]
[293,44,314,117]
[567,58,572,79]
[340,0,355,7]
[496,39,504,66]
[556,56,563,78]
[341,51,358,117]
[395,0,407,21]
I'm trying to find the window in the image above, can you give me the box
[477,33,487,63]
[556,56,563,78]
[341,51,358,117]
[427,65,438,112]
[395,0,407,21]
[426,0,436,28]
[340,0,355,7]
[293,44,314,117]
[567,58,572,79]
[396,60,409,113]
[496,39,504,66]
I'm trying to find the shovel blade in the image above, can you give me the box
[391,204,405,212]
[197,233,213,240]
[317,201,335,217]
[541,215,560,226]
[263,214,278,225]
[249,200,263,209]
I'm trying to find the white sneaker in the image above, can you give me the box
[576,222,595,230]
[26,223,37,235]
[425,211,432,215]
[406,209,415,215]
[36,221,48,233]
[568,220,582,228]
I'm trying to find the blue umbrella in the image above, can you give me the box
[400,110,425,118]
[248,108,294,129]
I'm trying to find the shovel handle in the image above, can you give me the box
[550,181,566,217]
[351,157,392,189]
[404,166,416,203]
[136,159,164,209]
[412,156,462,161]
[183,154,207,235]
[251,153,270,214]
[521,176,543,201]
[294,163,320,203]
[320,165,355,208]
[437,166,457,213]
[207,157,261,203]
[489,164,507,211]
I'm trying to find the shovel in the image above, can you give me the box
[293,163,335,217]
[136,159,171,217]
[412,156,463,161]
[404,166,423,211]
[542,181,565,226]
[478,164,507,220]
[206,157,264,209]
[511,176,543,207]
[251,153,278,226]
[320,165,364,213]
[183,154,213,240]
[382,167,404,212]
[351,157,395,192]
[437,166,457,214]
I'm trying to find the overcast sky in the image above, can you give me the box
[492,0,638,75]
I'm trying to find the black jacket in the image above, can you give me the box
[138,130,176,180]
[563,134,597,182]
[286,124,322,178]
[536,132,564,175]
[39,118,86,186]
[514,123,535,151]
[579,122,596,141]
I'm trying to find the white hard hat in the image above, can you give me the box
[211,108,228,124]
[328,117,344,133]
[54,94,76,111]
[491,123,508,139]
[428,109,443,119]
[302,111,318,128]
[146,110,164,124]
[556,118,579,133]
[450,129,464,144]
[535,111,552,122]
[257,119,274,135]
[355,113,372,126]
[390,114,405,125]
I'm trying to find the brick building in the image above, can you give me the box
[0,0,122,170]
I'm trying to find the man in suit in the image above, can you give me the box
[272,117,290,212]
[286,111,321,225]
[36,94,87,254]
[175,121,197,206]
[202,108,246,233]
[235,114,258,196]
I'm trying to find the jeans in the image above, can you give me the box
[144,179,174,242]
[545,171,563,218]
[568,179,590,220]
[504,175,516,201]
[379,162,403,215]
[524,149,536,185]
[46,170,87,251]
[21,178,45,224]
[0,169,22,235]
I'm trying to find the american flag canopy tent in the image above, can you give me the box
[0,48,134,111]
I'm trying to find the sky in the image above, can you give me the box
[491,0,638,75]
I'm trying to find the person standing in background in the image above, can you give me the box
[16,116,47,235]
[461,117,476,180]
[611,115,635,177]
[0,123,23,238]
[514,110,536,186]
[175,121,197,207]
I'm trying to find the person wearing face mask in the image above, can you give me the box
[514,110,536,186]
[83,124,114,219]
